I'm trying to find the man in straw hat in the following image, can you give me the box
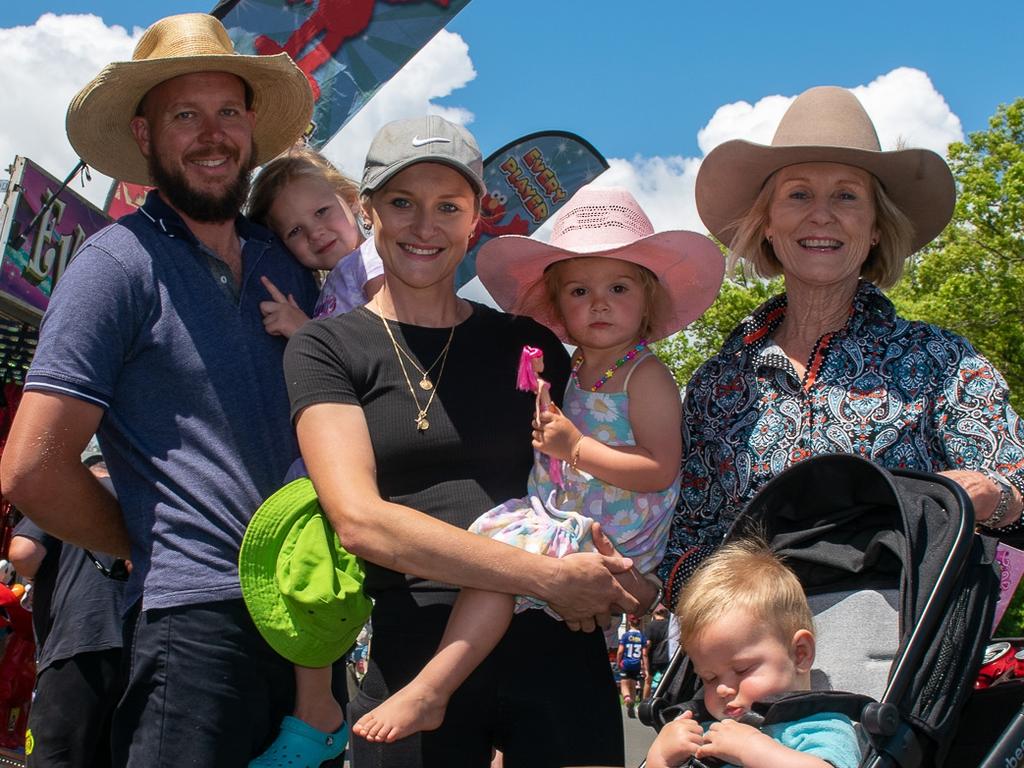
[1,13,321,767]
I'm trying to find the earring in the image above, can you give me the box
[767,235,774,245]
[871,238,878,247]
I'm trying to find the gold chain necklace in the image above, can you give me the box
[392,335,450,391]
[375,298,455,431]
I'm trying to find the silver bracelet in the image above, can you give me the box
[980,469,1013,529]
[642,573,663,615]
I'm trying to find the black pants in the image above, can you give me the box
[349,605,624,768]
[110,599,296,768]
[26,649,122,768]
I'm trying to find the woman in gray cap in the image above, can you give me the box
[283,115,647,766]
[659,86,1024,611]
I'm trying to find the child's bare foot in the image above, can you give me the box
[353,681,449,743]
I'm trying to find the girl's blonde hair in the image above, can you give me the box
[727,171,915,290]
[541,257,663,343]
[676,537,814,652]
[247,147,360,230]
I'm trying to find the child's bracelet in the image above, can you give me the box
[570,435,585,470]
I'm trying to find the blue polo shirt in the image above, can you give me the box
[25,191,318,611]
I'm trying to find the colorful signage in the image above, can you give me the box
[0,157,111,325]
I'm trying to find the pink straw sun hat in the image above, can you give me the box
[477,186,724,343]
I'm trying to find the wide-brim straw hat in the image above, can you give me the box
[66,13,313,186]
[239,478,372,669]
[695,86,955,253]
[477,186,725,343]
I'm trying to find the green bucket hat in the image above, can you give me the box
[239,477,372,668]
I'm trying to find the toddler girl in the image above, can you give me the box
[646,538,861,768]
[353,185,725,742]
[244,148,383,767]
[248,146,383,338]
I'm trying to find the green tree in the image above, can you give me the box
[890,99,1024,414]
[653,271,781,388]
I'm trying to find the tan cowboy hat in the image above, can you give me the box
[695,86,955,253]
[478,186,724,343]
[66,13,313,186]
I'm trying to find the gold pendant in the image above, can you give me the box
[416,416,430,431]
[419,376,433,391]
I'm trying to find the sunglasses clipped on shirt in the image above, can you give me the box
[84,550,130,582]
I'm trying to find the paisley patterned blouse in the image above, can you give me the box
[659,280,1024,608]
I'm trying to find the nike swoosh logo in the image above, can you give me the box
[411,136,453,147]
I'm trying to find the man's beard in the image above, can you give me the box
[149,140,257,223]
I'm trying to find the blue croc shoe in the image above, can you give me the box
[249,716,349,768]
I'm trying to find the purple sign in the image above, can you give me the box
[0,157,110,325]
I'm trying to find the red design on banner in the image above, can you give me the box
[106,181,152,219]
[468,192,530,249]
[254,0,451,100]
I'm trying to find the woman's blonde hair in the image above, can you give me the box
[676,537,814,652]
[247,146,360,230]
[727,171,915,290]
[541,257,663,344]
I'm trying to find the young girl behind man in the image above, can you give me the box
[248,146,383,338]
[352,185,725,742]
[646,538,862,768]
[243,148,383,767]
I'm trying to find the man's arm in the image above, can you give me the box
[1,391,130,557]
[7,535,46,579]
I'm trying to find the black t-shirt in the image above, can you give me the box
[285,301,570,608]
[647,616,670,668]
[13,484,125,672]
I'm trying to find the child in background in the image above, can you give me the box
[618,613,650,718]
[248,146,384,338]
[244,148,382,767]
[353,185,725,743]
[646,538,861,768]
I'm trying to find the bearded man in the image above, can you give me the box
[1,14,320,767]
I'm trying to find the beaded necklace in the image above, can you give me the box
[571,339,648,392]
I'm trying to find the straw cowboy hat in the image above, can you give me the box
[478,186,724,343]
[695,86,955,253]
[66,13,313,186]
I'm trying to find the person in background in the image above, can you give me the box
[8,456,126,768]
[661,85,1024,609]
[617,614,649,719]
[644,603,671,700]
[0,13,319,767]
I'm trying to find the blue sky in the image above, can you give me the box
[2,1,1021,233]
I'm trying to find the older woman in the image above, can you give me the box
[284,115,648,767]
[660,86,1024,607]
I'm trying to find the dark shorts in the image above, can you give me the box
[620,666,643,681]
[349,604,624,768]
[111,599,333,768]
[26,649,122,768]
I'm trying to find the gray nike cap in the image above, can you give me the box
[360,114,485,197]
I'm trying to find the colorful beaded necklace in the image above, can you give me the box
[571,339,648,392]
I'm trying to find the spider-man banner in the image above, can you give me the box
[457,131,609,289]
[211,0,472,148]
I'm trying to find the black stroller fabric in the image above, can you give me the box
[645,453,1001,767]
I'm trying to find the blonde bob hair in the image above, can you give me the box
[727,171,915,290]
[676,537,814,652]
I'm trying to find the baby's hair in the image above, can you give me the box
[676,537,814,652]
[542,258,661,342]
[247,147,360,230]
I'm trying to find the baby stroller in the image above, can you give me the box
[639,453,1024,767]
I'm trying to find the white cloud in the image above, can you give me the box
[319,30,476,180]
[0,14,141,207]
[592,69,964,238]
[0,16,474,209]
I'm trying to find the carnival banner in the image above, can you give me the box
[456,131,609,289]
[0,157,111,325]
[211,0,472,149]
